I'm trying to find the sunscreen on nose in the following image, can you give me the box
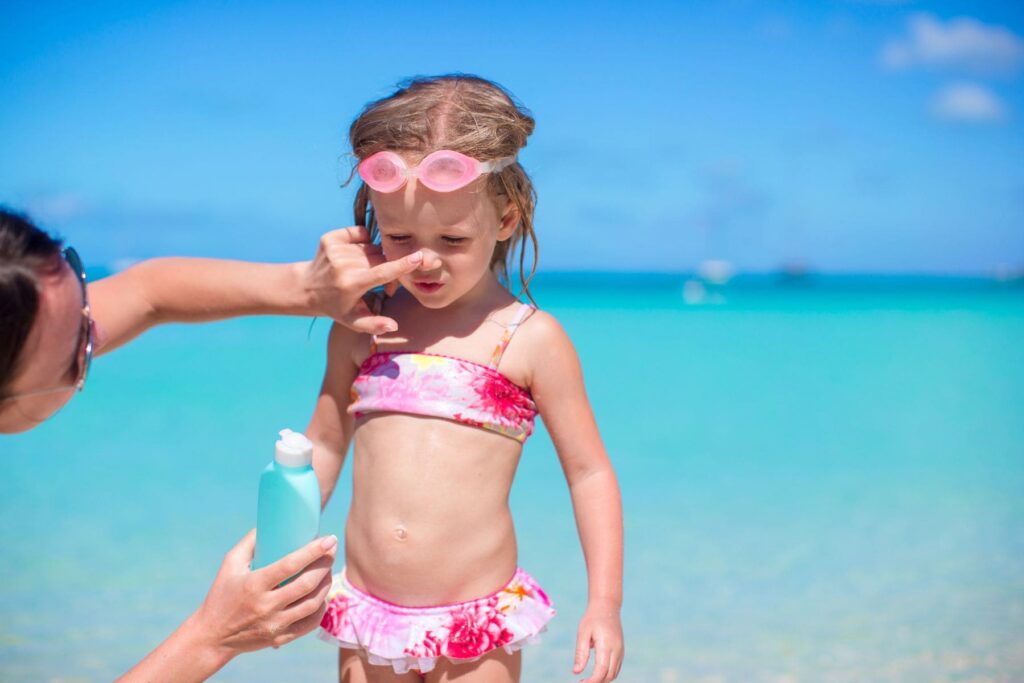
[252,429,321,572]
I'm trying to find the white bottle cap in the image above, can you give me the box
[275,428,314,467]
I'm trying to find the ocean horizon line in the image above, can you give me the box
[84,262,1024,287]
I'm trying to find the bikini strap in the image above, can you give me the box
[488,302,533,369]
[368,292,386,354]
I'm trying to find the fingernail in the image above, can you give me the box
[381,322,398,333]
[408,251,423,263]
[320,535,338,550]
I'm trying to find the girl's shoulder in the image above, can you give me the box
[326,318,374,370]
[516,305,566,343]
[501,304,578,389]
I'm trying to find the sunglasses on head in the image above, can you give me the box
[2,246,94,403]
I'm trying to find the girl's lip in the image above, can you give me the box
[413,281,443,292]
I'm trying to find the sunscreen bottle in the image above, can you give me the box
[253,429,321,571]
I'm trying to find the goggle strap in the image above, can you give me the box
[480,156,517,174]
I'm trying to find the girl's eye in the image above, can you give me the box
[386,235,410,244]
[442,236,467,246]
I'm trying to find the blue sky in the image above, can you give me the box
[1,0,1022,274]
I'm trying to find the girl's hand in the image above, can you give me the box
[192,530,338,656]
[573,600,624,683]
[303,226,426,334]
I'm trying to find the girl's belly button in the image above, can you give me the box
[393,524,408,541]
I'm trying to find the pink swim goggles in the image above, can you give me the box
[358,150,517,193]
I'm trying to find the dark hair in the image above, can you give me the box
[0,208,64,400]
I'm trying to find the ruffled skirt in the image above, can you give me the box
[318,567,555,674]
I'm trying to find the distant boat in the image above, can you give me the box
[697,259,735,285]
[993,264,1024,283]
[777,260,812,285]
[682,278,707,304]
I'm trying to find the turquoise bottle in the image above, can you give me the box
[253,429,321,571]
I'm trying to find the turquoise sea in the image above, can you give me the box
[1,274,1022,682]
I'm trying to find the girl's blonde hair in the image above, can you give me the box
[347,74,538,302]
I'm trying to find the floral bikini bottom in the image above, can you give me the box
[318,567,556,675]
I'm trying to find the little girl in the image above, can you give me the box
[308,75,624,683]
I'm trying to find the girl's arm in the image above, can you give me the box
[306,322,361,508]
[525,311,624,683]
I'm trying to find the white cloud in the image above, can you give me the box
[881,13,1024,74]
[931,82,1008,122]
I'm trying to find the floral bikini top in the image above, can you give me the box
[348,302,537,443]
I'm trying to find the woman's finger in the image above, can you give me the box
[420,251,442,271]
[359,251,423,290]
[224,529,257,570]
[278,566,333,626]
[271,553,334,608]
[346,314,399,335]
[275,599,330,648]
[257,535,337,589]
[326,242,384,263]
[321,226,371,246]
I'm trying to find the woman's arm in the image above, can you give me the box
[90,258,310,354]
[306,322,361,508]
[526,311,624,683]
[117,530,337,683]
[89,227,427,355]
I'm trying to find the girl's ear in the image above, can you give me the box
[497,200,520,242]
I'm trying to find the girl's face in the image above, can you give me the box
[371,166,517,309]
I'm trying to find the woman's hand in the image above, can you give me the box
[192,529,338,656]
[116,531,338,683]
[573,599,624,683]
[303,226,428,334]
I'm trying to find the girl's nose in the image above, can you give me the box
[415,249,443,272]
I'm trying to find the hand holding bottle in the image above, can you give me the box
[115,531,337,683]
[193,529,337,655]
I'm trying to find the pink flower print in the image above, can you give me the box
[452,413,486,430]
[404,630,443,659]
[351,360,421,414]
[533,583,551,606]
[362,353,400,378]
[320,597,348,635]
[443,598,515,659]
[469,371,533,425]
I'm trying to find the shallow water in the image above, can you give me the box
[2,275,1022,682]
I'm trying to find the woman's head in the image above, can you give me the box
[348,75,538,307]
[0,208,92,433]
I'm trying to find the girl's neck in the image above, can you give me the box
[390,272,516,341]
[432,271,512,317]
[382,272,519,358]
